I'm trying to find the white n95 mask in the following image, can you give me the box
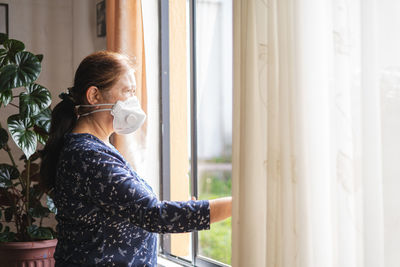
[77,96,147,134]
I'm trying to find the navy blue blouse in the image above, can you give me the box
[53,133,210,266]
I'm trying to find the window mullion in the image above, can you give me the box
[189,0,199,264]
[160,0,171,255]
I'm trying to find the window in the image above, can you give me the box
[159,0,232,266]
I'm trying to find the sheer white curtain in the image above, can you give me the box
[232,0,392,266]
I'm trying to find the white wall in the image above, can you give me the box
[72,0,107,70]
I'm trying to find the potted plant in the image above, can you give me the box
[0,33,57,265]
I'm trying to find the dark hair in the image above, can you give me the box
[40,51,134,194]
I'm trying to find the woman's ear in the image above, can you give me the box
[86,86,101,105]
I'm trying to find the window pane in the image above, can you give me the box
[161,0,193,261]
[195,0,232,265]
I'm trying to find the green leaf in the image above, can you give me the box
[0,230,16,242]
[0,33,8,45]
[19,83,51,118]
[4,207,13,222]
[28,204,50,218]
[33,107,51,132]
[35,54,43,62]
[0,51,41,92]
[3,40,25,60]
[23,182,41,199]
[0,164,19,180]
[0,39,25,66]
[34,127,48,145]
[0,188,15,206]
[0,164,19,188]
[33,108,51,145]
[19,151,40,162]
[0,49,7,67]
[46,195,57,214]
[0,89,12,107]
[0,128,8,149]
[27,225,53,240]
[7,114,37,159]
[21,164,40,183]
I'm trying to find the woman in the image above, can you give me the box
[40,51,232,266]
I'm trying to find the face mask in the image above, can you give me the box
[77,96,146,134]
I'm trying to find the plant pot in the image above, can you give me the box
[0,238,57,267]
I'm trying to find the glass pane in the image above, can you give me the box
[195,0,232,265]
[161,0,193,261]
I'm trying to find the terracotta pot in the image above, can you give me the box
[0,239,57,267]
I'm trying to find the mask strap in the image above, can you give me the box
[76,103,113,108]
[79,108,113,117]
[75,102,114,117]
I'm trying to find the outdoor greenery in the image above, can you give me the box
[0,33,56,242]
[199,169,232,265]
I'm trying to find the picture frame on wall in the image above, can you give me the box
[0,3,8,35]
[96,0,106,37]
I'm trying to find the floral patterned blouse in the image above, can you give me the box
[53,133,210,266]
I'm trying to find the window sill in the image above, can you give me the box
[158,256,188,267]
[158,254,231,267]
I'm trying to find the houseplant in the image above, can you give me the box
[0,33,57,264]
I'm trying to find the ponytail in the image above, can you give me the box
[39,92,77,194]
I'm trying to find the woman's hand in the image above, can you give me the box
[209,197,232,224]
[191,196,232,224]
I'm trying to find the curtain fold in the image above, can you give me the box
[232,0,385,266]
[106,0,147,169]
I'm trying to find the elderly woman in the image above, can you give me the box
[40,51,232,267]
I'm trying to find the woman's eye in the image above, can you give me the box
[125,89,135,94]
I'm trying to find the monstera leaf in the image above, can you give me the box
[0,39,25,66]
[33,126,48,145]
[0,49,7,68]
[19,83,51,118]
[0,33,7,45]
[27,225,54,240]
[4,207,13,222]
[0,164,19,188]
[0,51,41,92]
[7,114,37,159]
[0,127,8,149]
[32,108,51,145]
[0,188,17,207]
[0,226,16,242]
[28,203,51,218]
[19,151,40,163]
[29,196,50,218]
[46,195,57,214]
[21,163,40,183]
[32,107,51,132]
[35,54,43,63]
[0,88,12,107]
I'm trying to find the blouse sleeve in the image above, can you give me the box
[79,149,210,234]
